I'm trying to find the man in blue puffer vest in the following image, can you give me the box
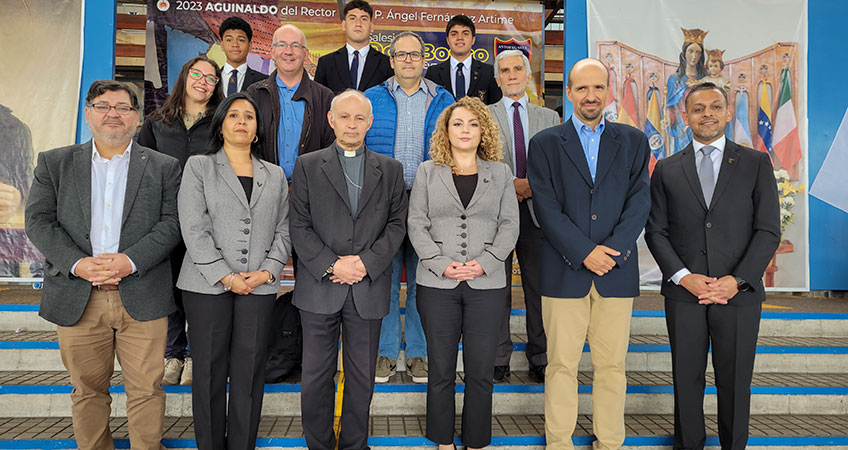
[364,31,453,384]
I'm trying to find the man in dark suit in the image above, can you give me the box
[25,80,182,450]
[645,82,780,450]
[218,17,265,96]
[424,14,502,105]
[314,0,392,94]
[527,58,650,450]
[290,89,408,450]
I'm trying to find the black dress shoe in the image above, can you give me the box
[528,364,546,383]
[493,365,510,383]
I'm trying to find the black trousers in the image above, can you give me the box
[300,292,382,450]
[183,290,277,450]
[166,243,190,359]
[496,200,546,366]
[665,298,762,450]
[417,282,503,448]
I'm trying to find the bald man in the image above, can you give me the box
[247,24,334,180]
[527,58,650,450]
[290,90,408,450]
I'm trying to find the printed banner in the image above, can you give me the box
[145,0,544,113]
[0,1,83,282]
[588,0,809,290]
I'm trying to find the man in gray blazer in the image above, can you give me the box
[488,50,561,383]
[290,90,408,450]
[25,80,181,450]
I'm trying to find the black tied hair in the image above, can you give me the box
[205,92,265,159]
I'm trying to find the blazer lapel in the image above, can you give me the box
[467,59,482,98]
[360,47,381,90]
[435,63,454,97]
[492,104,514,169]
[320,148,353,212]
[249,156,268,209]
[354,151,382,220]
[335,48,353,89]
[560,121,594,186]
[121,143,149,226]
[709,141,741,210]
[465,157,492,210]
[680,145,709,211]
[528,104,546,135]
[435,163,462,206]
[593,125,621,186]
[73,142,92,229]
[215,150,251,209]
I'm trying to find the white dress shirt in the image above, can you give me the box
[502,94,530,177]
[347,43,369,89]
[222,62,248,94]
[670,135,726,285]
[450,55,472,96]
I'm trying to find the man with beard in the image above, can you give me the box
[526,58,650,450]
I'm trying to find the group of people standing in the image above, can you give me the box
[24,2,781,450]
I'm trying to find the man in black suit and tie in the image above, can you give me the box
[218,17,265,96]
[25,80,182,450]
[424,14,502,105]
[314,0,392,94]
[646,82,781,450]
[290,89,408,450]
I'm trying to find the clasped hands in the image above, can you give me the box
[74,253,134,286]
[443,259,484,281]
[680,274,739,305]
[219,270,273,295]
[330,255,367,285]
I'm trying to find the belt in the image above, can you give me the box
[96,284,119,292]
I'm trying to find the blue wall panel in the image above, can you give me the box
[76,0,117,144]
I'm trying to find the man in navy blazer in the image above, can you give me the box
[527,58,650,450]
[314,1,392,94]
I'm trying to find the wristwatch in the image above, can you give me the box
[325,262,335,277]
[264,270,276,284]
[734,276,751,292]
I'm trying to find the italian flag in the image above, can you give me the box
[617,75,637,127]
[772,67,802,178]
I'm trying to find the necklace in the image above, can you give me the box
[341,167,362,190]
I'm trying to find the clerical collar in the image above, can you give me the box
[334,141,365,158]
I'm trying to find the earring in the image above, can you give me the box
[252,136,258,143]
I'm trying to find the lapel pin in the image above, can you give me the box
[483,178,489,183]
[141,155,147,160]
[728,158,735,164]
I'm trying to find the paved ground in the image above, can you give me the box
[2,285,847,313]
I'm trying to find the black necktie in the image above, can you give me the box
[350,50,360,89]
[455,62,466,99]
[227,69,238,96]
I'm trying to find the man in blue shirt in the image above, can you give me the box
[527,58,650,450]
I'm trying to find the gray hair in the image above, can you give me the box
[330,89,373,116]
[493,50,532,82]
[389,31,425,56]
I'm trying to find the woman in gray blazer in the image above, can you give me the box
[408,96,519,449]
[177,93,291,450]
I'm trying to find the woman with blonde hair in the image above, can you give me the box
[408,96,519,449]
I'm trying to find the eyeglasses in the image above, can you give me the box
[271,42,306,51]
[87,103,136,115]
[392,51,423,61]
[188,68,220,85]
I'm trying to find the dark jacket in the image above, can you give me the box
[314,45,393,94]
[424,58,502,105]
[137,115,212,169]
[246,70,335,167]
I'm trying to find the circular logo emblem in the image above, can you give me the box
[648,133,664,151]
[157,0,170,11]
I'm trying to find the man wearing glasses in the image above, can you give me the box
[25,80,182,450]
[247,24,334,180]
[363,31,454,384]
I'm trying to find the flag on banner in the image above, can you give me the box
[617,75,637,127]
[755,81,775,160]
[733,88,754,148]
[810,106,848,214]
[645,86,665,175]
[772,67,802,175]
[603,65,618,122]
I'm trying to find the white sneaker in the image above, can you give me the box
[162,358,183,385]
[180,357,193,385]
[374,356,396,383]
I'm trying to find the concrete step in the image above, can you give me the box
[3,331,846,373]
[2,414,847,449]
[1,370,846,417]
[4,304,847,338]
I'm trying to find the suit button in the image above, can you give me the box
[460,215,467,220]
[244,218,251,224]
[589,189,594,195]
[460,250,467,256]
[700,249,707,255]
[240,258,247,263]
[243,229,250,234]
[591,214,598,221]
[705,222,712,228]
[84,234,90,239]
[241,249,248,254]
[461,243,467,248]
[460,224,467,229]
[461,233,467,238]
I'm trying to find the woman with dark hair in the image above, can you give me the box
[408,96,519,449]
[177,92,291,450]
[137,55,224,386]
[666,29,709,154]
